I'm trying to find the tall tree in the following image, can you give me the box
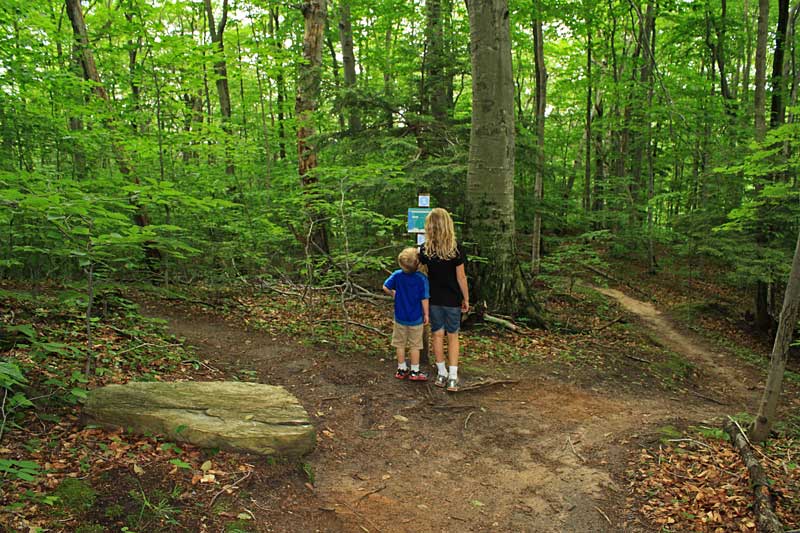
[754,0,769,141]
[750,229,800,442]
[426,0,449,123]
[465,0,544,325]
[64,0,154,237]
[203,0,233,174]
[531,6,547,274]
[297,0,330,254]
[338,0,361,133]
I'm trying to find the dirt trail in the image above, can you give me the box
[595,287,756,409]
[141,289,757,532]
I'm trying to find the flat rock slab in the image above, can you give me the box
[84,381,315,457]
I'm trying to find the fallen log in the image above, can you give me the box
[722,418,784,533]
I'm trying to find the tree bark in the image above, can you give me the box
[583,15,592,212]
[750,230,800,442]
[531,11,546,275]
[204,0,233,175]
[270,8,287,160]
[426,0,448,123]
[297,0,330,255]
[325,32,346,131]
[338,0,361,133]
[770,0,791,128]
[724,419,784,532]
[465,0,544,326]
[754,0,769,141]
[65,0,157,257]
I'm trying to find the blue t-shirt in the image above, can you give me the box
[383,270,430,326]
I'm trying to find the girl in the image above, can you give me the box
[418,208,469,391]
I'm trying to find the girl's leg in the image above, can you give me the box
[446,332,459,367]
[432,330,446,363]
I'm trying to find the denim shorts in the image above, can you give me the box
[430,305,461,334]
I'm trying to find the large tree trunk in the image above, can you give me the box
[750,229,800,442]
[297,0,330,255]
[65,0,158,263]
[583,19,592,212]
[770,0,791,128]
[426,0,449,124]
[270,8,287,160]
[203,0,233,175]
[338,0,361,134]
[754,0,769,141]
[465,0,544,326]
[531,12,546,275]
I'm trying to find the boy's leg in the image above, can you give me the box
[409,348,420,366]
[397,346,407,365]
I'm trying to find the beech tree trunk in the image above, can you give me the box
[426,0,448,123]
[65,0,156,254]
[338,0,361,133]
[754,0,769,141]
[750,234,800,443]
[297,0,330,255]
[465,0,544,326]
[204,0,233,175]
[270,8,287,160]
[531,12,546,275]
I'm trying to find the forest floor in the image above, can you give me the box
[2,257,800,532]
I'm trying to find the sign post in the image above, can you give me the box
[408,194,431,365]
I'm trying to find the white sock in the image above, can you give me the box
[436,362,447,376]
[449,366,458,380]
[411,364,420,372]
[398,361,408,370]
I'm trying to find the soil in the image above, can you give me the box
[138,287,765,533]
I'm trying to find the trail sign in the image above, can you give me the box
[407,208,431,234]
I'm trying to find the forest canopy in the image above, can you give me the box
[0,0,798,328]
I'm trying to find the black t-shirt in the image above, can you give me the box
[418,243,467,307]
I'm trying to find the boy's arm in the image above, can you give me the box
[422,298,429,324]
[383,285,395,297]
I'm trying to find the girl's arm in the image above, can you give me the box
[456,263,469,312]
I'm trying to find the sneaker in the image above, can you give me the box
[395,368,410,380]
[446,377,460,392]
[434,374,448,388]
[409,370,428,382]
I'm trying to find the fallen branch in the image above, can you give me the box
[595,506,612,525]
[208,470,253,509]
[666,438,712,450]
[319,319,389,337]
[566,436,586,463]
[623,354,652,364]
[723,418,784,533]
[455,379,519,392]
[594,315,624,333]
[484,313,526,333]
[685,389,727,406]
[355,484,386,504]
[464,411,475,431]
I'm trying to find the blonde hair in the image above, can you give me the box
[423,208,457,260]
[398,247,420,272]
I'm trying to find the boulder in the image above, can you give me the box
[84,381,315,457]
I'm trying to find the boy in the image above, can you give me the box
[383,247,430,381]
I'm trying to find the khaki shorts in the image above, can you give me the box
[391,322,424,350]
